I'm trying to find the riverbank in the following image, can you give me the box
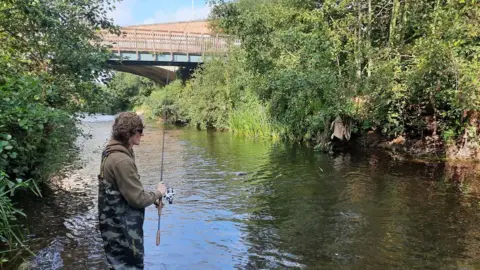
[138,107,480,164]
[355,131,480,162]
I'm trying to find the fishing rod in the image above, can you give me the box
[155,37,190,245]
[154,71,175,246]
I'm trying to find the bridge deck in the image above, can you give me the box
[101,29,239,59]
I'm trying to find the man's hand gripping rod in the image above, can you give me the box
[154,186,175,246]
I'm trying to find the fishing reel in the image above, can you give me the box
[164,187,175,204]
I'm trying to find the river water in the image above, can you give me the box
[11,115,480,269]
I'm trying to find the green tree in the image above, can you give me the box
[104,72,158,112]
[0,0,119,111]
[207,0,480,156]
[0,0,120,263]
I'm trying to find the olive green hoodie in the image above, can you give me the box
[102,139,161,208]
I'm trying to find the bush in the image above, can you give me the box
[139,80,187,123]
[136,53,278,139]
[0,76,79,260]
[0,76,80,182]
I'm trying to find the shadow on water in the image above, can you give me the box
[5,116,480,269]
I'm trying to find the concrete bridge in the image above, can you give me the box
[101,20,238,84]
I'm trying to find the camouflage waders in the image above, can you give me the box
[98,150,145,270]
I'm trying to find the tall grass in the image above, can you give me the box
[0,173,41,265]
[228,103,279,140]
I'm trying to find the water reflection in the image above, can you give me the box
[8,119,480,269]
[238,147,480,269]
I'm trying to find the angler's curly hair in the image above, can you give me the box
[111,112,145,146]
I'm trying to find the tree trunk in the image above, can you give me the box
[337,55,342,76]
[355,0,363,94]
[389,0,401,47]
[431,80,441,137]
[400,0,409,46]
[367,0,372,78]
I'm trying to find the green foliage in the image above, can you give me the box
[183,58,235,130]
[136,0,480,155]
[0,76,80,183]
[0,171,41,255]
[135,46,279,139]
[0,0,120,262]
[362,0,480,142]
[209,0,356,141]
[102,72,158,113]
[139,80,186,123]
[208,0,480,152]
[180,50,277,134]
[0,0,119,112]
[135,49,278,138]
[0,74,81,266]
[228,91,278,139]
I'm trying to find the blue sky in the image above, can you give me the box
[108,0,211,26]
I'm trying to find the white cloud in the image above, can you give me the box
[143,5,212,25]
[107,0,138,26]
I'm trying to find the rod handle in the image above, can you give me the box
[156,230,161,246]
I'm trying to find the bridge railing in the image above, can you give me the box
[101,29,239,55]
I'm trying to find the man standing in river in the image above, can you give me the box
[98,112,167,269]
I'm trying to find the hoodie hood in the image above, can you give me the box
[105,139,134,158]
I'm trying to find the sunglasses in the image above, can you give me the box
[136,128,144,135]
